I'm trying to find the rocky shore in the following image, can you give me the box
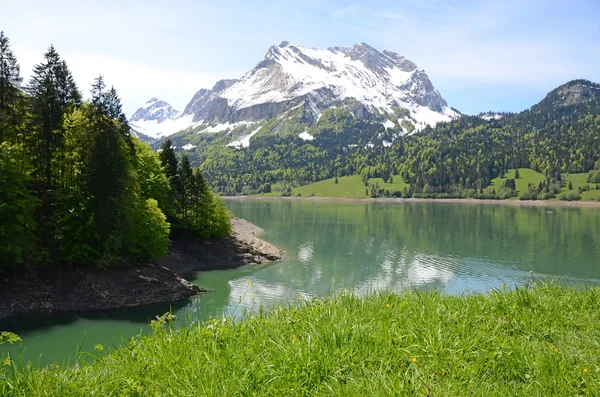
[0,218,284,321]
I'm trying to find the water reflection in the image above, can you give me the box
[5,199,600,365]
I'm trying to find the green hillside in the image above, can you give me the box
[256,175,410,198]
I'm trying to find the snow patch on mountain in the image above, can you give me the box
[299,130,315,141]
[130,41,459,139]
[382,119,396,130]
[130,114,198,139]
[227,126,262,148]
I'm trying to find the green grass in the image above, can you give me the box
[2,283,600,396]
[489,169,600,201]
[256,175,409,199]
[292,175,369,198]
[489,168,546,199]
[562,173,600,201]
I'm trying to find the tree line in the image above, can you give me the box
[0,32,230,272]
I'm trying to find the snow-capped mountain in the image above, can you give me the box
[130,42,459,140]
[129,98,184,138]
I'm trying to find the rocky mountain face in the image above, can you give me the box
[532,80,600,112]
[130,42,459,141]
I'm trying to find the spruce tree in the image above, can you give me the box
[27,45,81,186]
[159,139,180,219]
[514,169,520,179]
[82,76,132,256]
[180,154,193,222]
[159,139,178,181]
[0,31,22,143]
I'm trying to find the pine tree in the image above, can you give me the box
[514,169,520,179]
[0,31,23,143]
[82,77,133,256]
[179,154,193,222]
[159,139,180,219]
[27,45,81,186]
[159,139,178,181]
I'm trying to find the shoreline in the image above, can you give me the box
[224,195,600,208]
[0,218,284,321]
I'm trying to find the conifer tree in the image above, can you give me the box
[159,139,181,218]
[180,154,193,222]
[0,31,22,143]
[82,76,132,255]
[27,45,81,186]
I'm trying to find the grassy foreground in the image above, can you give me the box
[2,283,600,396]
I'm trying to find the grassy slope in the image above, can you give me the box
[488,168,600,201]
[257,169,599,201]
[2,284,599,396]
[563,173,600,201]
[258,175,409,199]
[489,168,546,200]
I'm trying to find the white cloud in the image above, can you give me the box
[15,49,243,115]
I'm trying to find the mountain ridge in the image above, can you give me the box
[129,41,458,140]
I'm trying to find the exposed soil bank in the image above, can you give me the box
[226,195,600,208]
[0,219,284,321]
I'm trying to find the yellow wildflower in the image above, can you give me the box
[247,281,252,285]
[412,357,417,363]
[584,368,589,374]
[386,304,391,308]
[512,305,516,310]
[554,347,559,353]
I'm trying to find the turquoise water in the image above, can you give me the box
[3,200,600,365]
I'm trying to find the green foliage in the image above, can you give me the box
[132,139,169,211]
[4,284,600,396]
[0,143,39,269]
[0,331,21,344]
[125,199,170,259]
[559,191,581,201]
[588,170,600,183]
[0,31,23,143]
[26,44,81,186]
[0,36,231,272]
[57,194,98,264]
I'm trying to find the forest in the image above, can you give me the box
[175,81,600,198]
[0,32,230,272]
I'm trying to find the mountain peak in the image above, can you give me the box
[133,41,458,139]
[130,98,180,124]
[532,79,600,112]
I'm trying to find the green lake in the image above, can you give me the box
[2,199,600,365]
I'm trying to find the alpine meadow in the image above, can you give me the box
[2,1,600,395]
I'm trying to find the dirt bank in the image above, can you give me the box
[0,219,284,321]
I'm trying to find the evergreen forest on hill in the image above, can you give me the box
[168,81,600,199]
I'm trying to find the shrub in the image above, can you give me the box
[559,191,581,201]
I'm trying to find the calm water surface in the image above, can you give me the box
[3,200,600,365]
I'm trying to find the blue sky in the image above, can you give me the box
[1,0,599,116]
